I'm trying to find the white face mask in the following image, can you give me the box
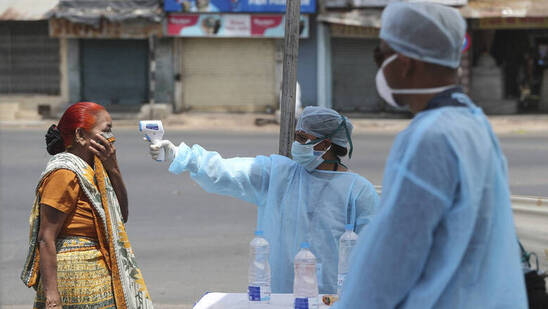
[375,54,400,108]
[375,54,457,109]
[291,140,331,172]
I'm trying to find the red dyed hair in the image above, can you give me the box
[57,102,106,147]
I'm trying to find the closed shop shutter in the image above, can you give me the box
[81,39,148,109]
[332,38,381,113]
[0,21,60,95]
[179,38,276,112]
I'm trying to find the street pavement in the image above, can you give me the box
[1,128,547,307]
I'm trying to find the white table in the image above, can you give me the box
[193,293,331,309]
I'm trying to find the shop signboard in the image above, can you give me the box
[164,0,316,14]
[50,18,162,38]
[166,13,309,38]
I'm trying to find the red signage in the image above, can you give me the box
[251,16,283,35]
[167,15,200,34]
[166,13,309,38]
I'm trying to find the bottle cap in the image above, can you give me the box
[345,224,353,231]
[254,230,264,236]
[300,242,310,249]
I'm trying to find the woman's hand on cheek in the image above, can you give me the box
[89,134,117,171]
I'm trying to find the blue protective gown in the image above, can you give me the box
[335,90,528,308]
[168,145,379,294]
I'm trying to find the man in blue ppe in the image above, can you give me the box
[335,2,528,308]
[148,106,379,294]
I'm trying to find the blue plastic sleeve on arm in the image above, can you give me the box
[169,142,192,175]
[168,143,271,206]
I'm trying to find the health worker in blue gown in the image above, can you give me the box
[334,2,528,308]
[147,106,380,294]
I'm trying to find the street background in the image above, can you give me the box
[1,116,547,308]
[3,0,548,308]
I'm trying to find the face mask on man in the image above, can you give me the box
[291,140,331,172]
[375,54,457,110]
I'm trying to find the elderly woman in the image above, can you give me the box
[148,106,380,294]
[21,102,153,309]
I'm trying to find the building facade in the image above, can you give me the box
[318,0,548,115]
[48,0,165,113]
[462,0,548,113]
[7,0,546,118]
[0,0,62,119]
[164,0,317,113]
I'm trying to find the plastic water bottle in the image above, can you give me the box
[293,242,319,309]
[337,224,359,296]
[248,230,271,305]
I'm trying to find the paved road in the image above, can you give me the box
[1,128,547,306]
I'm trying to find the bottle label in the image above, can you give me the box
[248,286,270,302]
[294,297,318,309]
[294,297,308,309]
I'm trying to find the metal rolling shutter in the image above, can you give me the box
[80,39,148,109]
[0,21,60,95]
[332,38,381,113]
[180,38,276,112]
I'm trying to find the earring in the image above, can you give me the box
[77,137,86,146]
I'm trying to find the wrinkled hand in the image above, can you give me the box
[45,290,61,308]
[89,134,117,171]
[149,139,178,162]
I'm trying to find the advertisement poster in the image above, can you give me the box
[164,0,316,14]
[166,14,309,38]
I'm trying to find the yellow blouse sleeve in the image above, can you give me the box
[39,169,80,214]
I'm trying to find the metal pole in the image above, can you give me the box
[149,35,156,119]
[278,0,301,157]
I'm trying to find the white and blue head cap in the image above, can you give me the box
[380,2,466,69]
[296,106,354,158]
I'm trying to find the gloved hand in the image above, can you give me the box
[149,140,178,162]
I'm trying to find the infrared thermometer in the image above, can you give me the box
[139,120,165,162]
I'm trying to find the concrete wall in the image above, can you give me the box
[178,38,277,112]
[67,39,81,107]
[154,38,175,105]
[317,22,332,108]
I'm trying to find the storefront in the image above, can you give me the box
[164,0,315,112]
[48,1,165,112]
[317,9,384,113]
[329,24,381,113]
[460,0,548,113]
